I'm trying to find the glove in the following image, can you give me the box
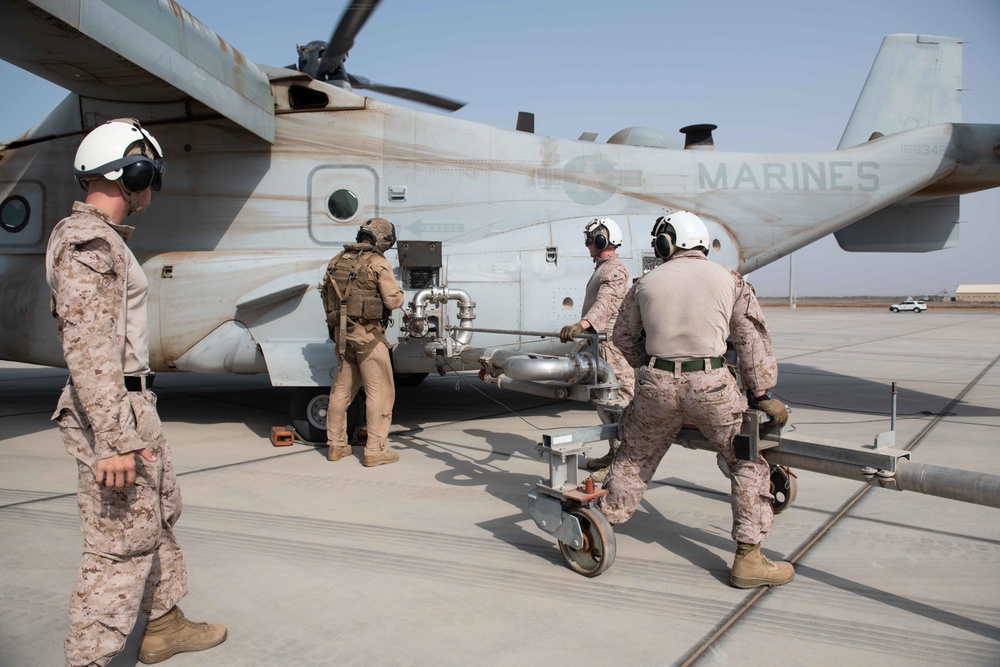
[560,323,586,343]
[755,397,788,427]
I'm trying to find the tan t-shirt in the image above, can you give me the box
[630,253,736,359]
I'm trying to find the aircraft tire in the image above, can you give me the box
[289,387,365,445]
[393,371,429,387]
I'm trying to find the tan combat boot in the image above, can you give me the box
[586,450,615,471]
[363,448,399,467]
[139,607,227,664]
[587,439,618,484]
[586,438,619,471]
[730,543,794,589]
[589,465,611,485]
[327,444,352,461]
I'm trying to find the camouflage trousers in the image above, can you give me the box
[599,365,774,544]
[60,391,187,667]
[328,341,395,453]
[600,338,635,406]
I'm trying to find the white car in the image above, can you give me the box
[890,299,927,313]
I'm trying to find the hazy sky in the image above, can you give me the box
[1,0,997,296]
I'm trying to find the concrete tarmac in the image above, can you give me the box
[2,309,999,666]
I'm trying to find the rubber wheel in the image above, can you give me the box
[770,465,797,514]
[890,307,899,313]
[913,308,922,313]
[289,387,365,444]
[558,506,616,577]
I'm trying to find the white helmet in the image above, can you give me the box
[651,211,709,259]
[73,119,165,198]
[583,217,622,251]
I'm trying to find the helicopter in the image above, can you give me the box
[1,0,999,440]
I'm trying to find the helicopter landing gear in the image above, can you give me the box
[289,387,365,445]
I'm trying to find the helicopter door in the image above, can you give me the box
[307,165,379,245]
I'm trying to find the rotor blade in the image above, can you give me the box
[316,0,381,77]
[349,74,466,112]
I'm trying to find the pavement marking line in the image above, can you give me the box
[168,523,999,662]
[676,350,1000,667]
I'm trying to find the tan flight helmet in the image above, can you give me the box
[357,217,397,252]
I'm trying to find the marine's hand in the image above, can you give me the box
[755,398,788,427]
[95,449,156,491]
[560,323,586,343]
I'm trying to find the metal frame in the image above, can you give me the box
[528,423,615,549]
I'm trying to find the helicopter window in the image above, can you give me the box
[0,195,30,234]
[289,85,330,110]
[327,189,359,220]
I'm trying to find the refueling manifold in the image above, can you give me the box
[405,286,476,346]
[399,285,620,405]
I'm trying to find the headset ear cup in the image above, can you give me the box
[654,234,675,259]
[595,233,608,251]
[120,159,154,193]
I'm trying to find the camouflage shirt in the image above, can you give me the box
[45,202,148,462]
[581,252,629,335]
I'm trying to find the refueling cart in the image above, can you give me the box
[528,407,788,577]
[530,410,1000,577]
[390,291,1000,577]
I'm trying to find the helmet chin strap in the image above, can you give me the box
[114,180,142,216]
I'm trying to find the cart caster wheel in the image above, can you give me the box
[770,465,797,514]
[558,506,616,577]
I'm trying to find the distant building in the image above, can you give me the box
[955,285,1000,303]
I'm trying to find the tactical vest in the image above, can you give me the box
[321,243,387,329]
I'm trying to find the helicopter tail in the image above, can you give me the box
[838,34,962,149]
[835,34,964,252]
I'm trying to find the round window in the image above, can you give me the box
[327,189,359,221]
[0,195,30,233]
